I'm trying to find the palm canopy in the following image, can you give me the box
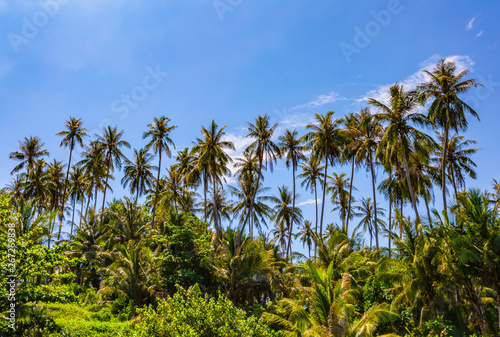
[57,117,88,151]
[9,136,50,175]
[121,148,157,200]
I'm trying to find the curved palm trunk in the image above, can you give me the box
[388,192,392,258]
[79,199,84,227]
[424,193,432,229]
[203,174,208,222]
[286,161,296,263]
[451,168,459,201]
[320,158,329,236]
[346,159,355,234]
[369,152,379,250]
[402,146,420,223]
[212,179,220,236]
[93,184,99,214]
[151,149,162,229]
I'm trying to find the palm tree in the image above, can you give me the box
[241,114,280,237]
[419,59,482,212]
[302,111,345,235]
[143,116,177,228]
[229,171,272,235]
[433,132,478,199]
[56,117,88,219]
[46,159,66,243]
[121,148,157,201]
[370,83,433,223]
[298,155,324,237]
[68,166,86,235]
[354,197,385,248]
[9,136,49,175]
[297,220,314,258]
[97,125,130,216]
[328,172,352,233]
[279,129,305,263]
[270,185,303,262]
[191,121,234,235]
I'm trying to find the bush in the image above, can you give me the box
[133,284,278,337]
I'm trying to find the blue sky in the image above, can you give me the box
[1,0,499,247]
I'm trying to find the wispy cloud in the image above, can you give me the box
[476,30,484,37]
[466,17,476,31]
[356,54,475,105]
[298,198,322,206]
[292,91,346,110]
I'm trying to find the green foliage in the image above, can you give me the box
[133,285,278,337]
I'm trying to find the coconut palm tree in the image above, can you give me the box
[270,185,303,262]
[9,136,49,175]
[143,116,177,228]
[419,59,482,212]
[370,83,434,223]
[229,171,272,236]
[298,155,324,237]
[302,111,345,235]
[121,148,157,201]
[97,125,130,216]
[296,220,314,258]
[46,159,66,243]
[241,114,280,237]
[354,197,385,248]
[56,117,88,219]
[191,121,234,234]
[433,132,478,199]
[279,129,305,263]
[69,166,86,235]
[328,172,353,233]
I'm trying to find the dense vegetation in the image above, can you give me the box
[1,59,499,336]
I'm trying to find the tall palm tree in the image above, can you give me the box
[9,136,49,175]
[302,111,345,235]
[241,114,280,238]
[229,171,272,236]
[354,197,385,248]
[159,167,188,214]
[370,83,433,223]
[143,116,177,228]
[298,156,324,237]
[191,120,234,235]
[121,148,157,201]
[56,117,88,219]
[419,59,482,212]
[68,166,86,235]
[97,125,130,216]
[46,159,66,243]
[328,172,352,233]
[433,132,478,199]
[270,185,303,262]
[297,220,314,258]
[279,129,305,263]
[349,108,383,241]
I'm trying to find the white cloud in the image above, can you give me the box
[280,113,315,130]
[466,17,475,31]
[356,54,475,105]
[298,198,322,206]
[476,30,484,37]
[292,91,346,110]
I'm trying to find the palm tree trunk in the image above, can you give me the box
[425,194,432,229]
[441,110,450,213]
[100,155,111,218]
[400,198,403,238]
[240,153,264,239]
[320,158,328,236]
[369,152,379,249]
[346,159,355,234]
[151,148,162,229]
[93,184,98,214]
[80,198,84,227]
[388,193,392,258]
[203,174,208,222]
[60,142,74,219]
[212,179,220,236]
[402,146,420,223]
[70,198,76,237]
[451,168,459,201]
[286,161,296,263]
